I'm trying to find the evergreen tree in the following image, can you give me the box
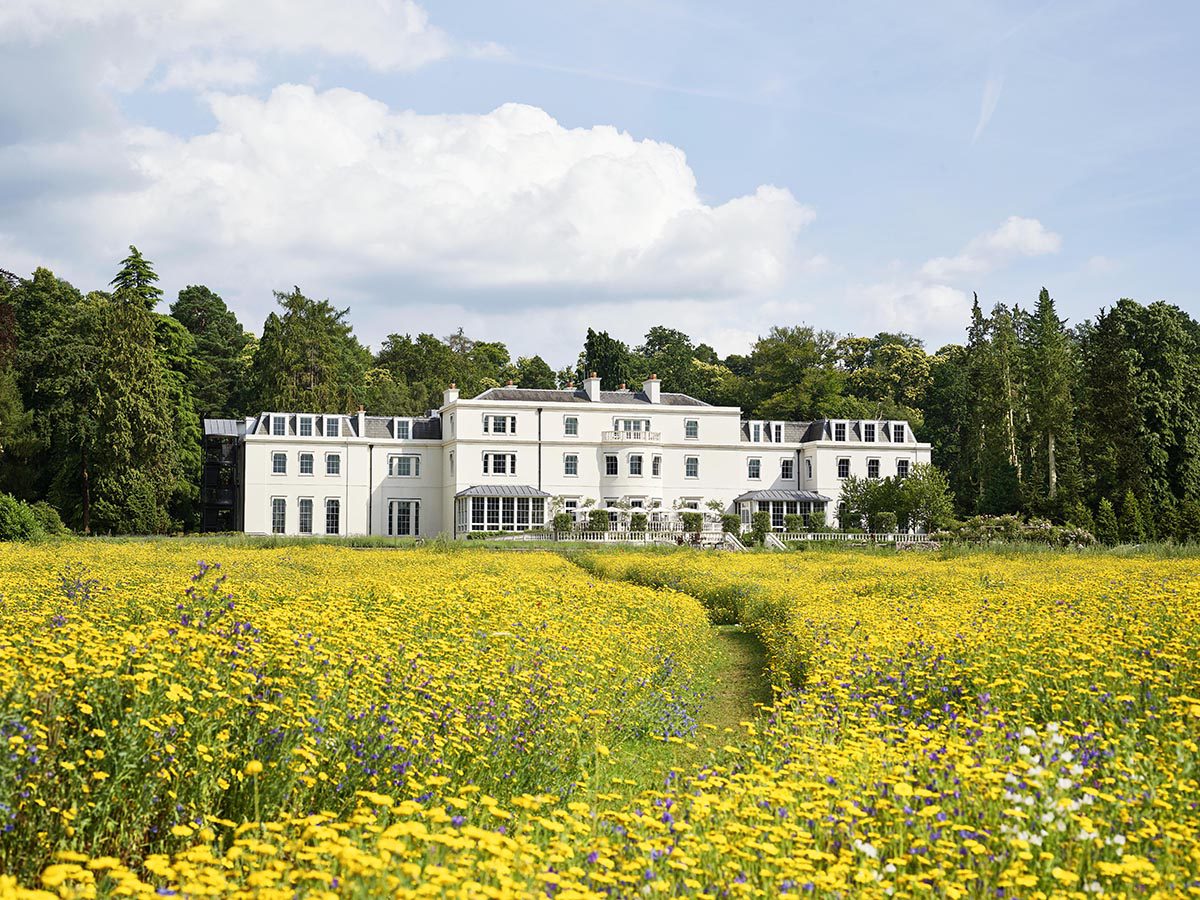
[250,288,370,412]
[1022,288,1081,514]
[109,245,163,310]
[1117,490,1145,544]
[976,304,1024,514]
[1094,498,1119,545]
[512,355,557,389]
[921,345,972,516]
[170,285,251,417]
[578,329,637,389]
[154,314,203,529]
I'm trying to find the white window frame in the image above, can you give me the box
[325,416,340,438]
[752,423,762,443]
[685,456,699,479]
[867,458,880,480]
[837,457,850,479]
[395,418,411,440]
[629,454,643,476]
[483,414,517,435]
[271,452,287,475]
[564,453,579,476]
[299,452,314,476]
[298,497,313,535]
[684,419,699,440]
[781,458,794,480]
[272,415,286,436]
[388,454,421,478]
[271,497,286,534]
[564,416,579,437]
[326,453,341,476]
[299,416,313,437]
[324,498,341,535]
[834,422,846,442]
[483,452,517,475]
[652,455,662,477]
[864,423,876,443]
[748,457,762,480]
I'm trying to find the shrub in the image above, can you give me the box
[868,510,897,534]
[629,512,647,532]
[0,492,44,541]
[1177,500,1200,543]
[808,509,827,532]
[783,513,804,532]
[680,512,703,535]
[720,513,742,534]
[587,509,611,532]
[551,512,574,534]
[30,501,69,536]
[750,511,771,546]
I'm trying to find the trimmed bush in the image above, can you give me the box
[720,513,742,534]
[587,509,611,532]
[750,511,771,546]
[783,513,804,532]
[629,512,647,532]
[680,512,703,535]
[551,512,574,534]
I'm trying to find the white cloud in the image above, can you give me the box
[920,215,1062,280]
[851,281,972,342]
[154,56,261,92]
[1084,254,1118,274]
[971,75,1004,144]
[0,0,451,90]
[72,85,811,297]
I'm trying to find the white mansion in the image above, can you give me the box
[201,375,931,537]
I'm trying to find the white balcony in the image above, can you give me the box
[600,430,661,442]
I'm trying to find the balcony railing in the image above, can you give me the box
[600,430,661,442]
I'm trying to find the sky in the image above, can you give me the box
[2,1,1197,368]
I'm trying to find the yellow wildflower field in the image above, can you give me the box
[1,543,1198,898]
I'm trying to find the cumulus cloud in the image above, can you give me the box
[71,85,811,296]
[920,215,1062,280]
[0,0,451,91]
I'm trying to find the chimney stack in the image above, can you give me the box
[357,406,366,435]
[643,373,661,404]
[443,382,460,407]
[583,372,602,402]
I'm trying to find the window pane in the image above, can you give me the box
[327,418,339,437]
[325,499,340,534]
[300,453,313,475]
[271,498,286,534]
[327,454,340,475]
[299,499,312,534]
[273,453,286,474]
[300,418,312,436]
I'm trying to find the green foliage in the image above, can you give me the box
[169,285,251,417]
[680,512,704,535]
[109,245,163,310]
[1094,498,1119,546]
[1118,490,1145,544]
[551,512,574,533]
[721,513,742,534]
[1176,501,1200,543]
[629,512,647,532]
[783,513,804,532]
[578,328,637,389]
[29,501,69,535]
[868,510,897,534]
[512,355,557,389]
[0,492,43,540]
[750,511,771,545]
[251,288,370,413]
[587,508,611,532]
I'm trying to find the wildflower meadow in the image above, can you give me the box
[1,543,1197,898]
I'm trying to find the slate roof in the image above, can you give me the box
[359,416,443,440]
[454,485,552,498]
[733,489,832,503]
[739,421,813,443]
[475,387,710,407]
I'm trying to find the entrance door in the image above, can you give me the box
[388,500,420,536]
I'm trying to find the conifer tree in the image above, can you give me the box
[1094,498,1119,545]
[1117,490,1145,544]
[110,245,163,310]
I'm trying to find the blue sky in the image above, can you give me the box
[2,1,1196,367]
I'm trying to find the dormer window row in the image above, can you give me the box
[263,413,344,438]
[829,420,908,444]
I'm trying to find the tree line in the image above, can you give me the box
[2,248,1198,537]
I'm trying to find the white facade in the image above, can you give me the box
[236,376,931,537]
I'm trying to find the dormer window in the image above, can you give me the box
[326,417,339,437]
[272,415,285,436]
[773,423,783,443]
[395,419,410,440]
[834,422,846,442]
[892,423,905,443]
[752,423,762,443]
[864,423,876,442]
[299,416,313,437]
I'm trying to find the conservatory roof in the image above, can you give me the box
[733,489,831,503]
[454,485,552,498]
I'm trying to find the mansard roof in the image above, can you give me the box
[474,387,711,407]
[249,412,442,440]
[733,489,832,503]
[738,421,816,443]
[455,485,552,498]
